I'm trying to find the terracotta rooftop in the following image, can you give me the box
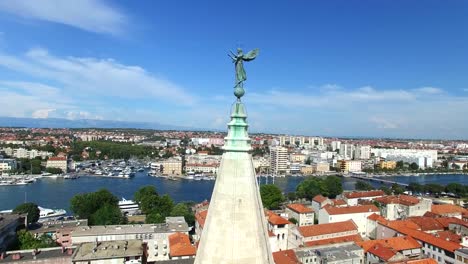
[323,205,379,215]
[266,211,290,226]
[272,249,300,264]
[168,232,196,257]
[195,210,207,228]
[382,221,462,252]
[331,199,347,206]
[357,236,421,252]
[392,258,438,264]
[431,204,467,216]
[286,203,314,214]
[299,220,358,237]
[374,195,420,206]
[435,230,461,243]
[367,243,397,261]
[407,217,444,231]
[48,156,67,161]
[305,234,363,247]
[343,190,385,199]
[312,194,328,203]
[367,213,387,223]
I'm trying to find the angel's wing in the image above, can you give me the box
[242,48,259,61]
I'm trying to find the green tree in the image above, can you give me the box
[13,203,40,224]
[146,211,165,224]
[408,182,424,193]
[409,162,419,170]
[91,204,126,225]
[134,186,158,205]
[286,192,297,201]
[17,230,57,250]
[424,183,444,194]
[46,167,63,174]
[260,184,285,209]
[355,181,373,191]
[391,183,405,195]
[70,189,123,225]
[396,160,404,169]
[170,203,195,226]
[445,183,465,196]
[305,157,311,165]
[296,178,326,200]
[323,176,343,198]
[288,217,298,225]
[380,186,392,195]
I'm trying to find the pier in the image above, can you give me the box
[349,175,409,187]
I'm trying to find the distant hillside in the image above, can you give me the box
[0,116,190,130]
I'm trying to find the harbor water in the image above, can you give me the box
[0,172,467,212]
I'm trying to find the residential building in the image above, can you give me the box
[295,243,365,264]
[379,160,397,169]
[311,195,332,214]
[357,236,422,263]
[0,247,74,263]
[331,141,341,151]
[71,218,190,244]
[312,162,329,173]
[455,248,468,264]
[46,157,68,173]
[71,240,144,264]
[286,204,314,226]
[270,146,288,175]
[288,220,360,249]
[161,158,182,176]
[342,190,385,206]
[339,144,355,160]
[185,163,219,174]
[337,160,361,172]
[168,232,196,260]
[371,148,437,168]
[354,145,371,160]
[272,249,300,264]
[300,165,313,175]
[253,156,270,173]
[431,204,467,219]
[0,158,16,172]
[319,205,380,236]
[30,219,88,247]
[374,195,432,220]
[290,153,306,163]
[266,211,290,251]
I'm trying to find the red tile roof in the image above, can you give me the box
[392,259,438,264]
[267,211,291,225]
[195,210,207,228]
[305,234,363,247]
[367,213,387,223]
[168,232,196,257]
[331,199,347,206]
[324,205,379,215]
[299,220,358,237]
[287,203,314,214]
[344,190,385,199]
[435,230,461,243]
[367,243,397,261]
[312,194,327,203]
[431,204,467,216]
[272,249,300,264]
[374,195,420,206]
[48,156,66,161]
[382,221,462,252]
[407,217,444,231]
[357,236,421,252]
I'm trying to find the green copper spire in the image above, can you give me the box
[222,100,251,152]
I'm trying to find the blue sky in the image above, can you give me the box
[0,0,467,139]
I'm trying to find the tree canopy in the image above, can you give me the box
[70,189,125,225]
[13,203,39,224]
[296,176,343,199]
[355,181,374,191]
[260,184,285,209]
[17,230,57,250]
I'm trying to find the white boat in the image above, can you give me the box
[38,206,67,220]
[14,180,28,185]
[118,198,140,215]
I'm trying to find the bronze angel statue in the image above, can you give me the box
[228,48,259,98]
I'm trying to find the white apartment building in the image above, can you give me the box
[0,159,16,172]
[286,204,315,226]
[270,146,288,175]
[354,145,371,160]
[331,141,341,151]
[374,195,432,220]
[339,144,355,160]
[338,160,362,173]
[371,148,437,168]
[46,157,68,173]
[279,136,323,146]
[341,190,385,206]
[2,147,53,159]
[319,205,380,236]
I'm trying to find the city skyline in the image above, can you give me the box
[1,1,468,139]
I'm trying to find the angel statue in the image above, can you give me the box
[228,48,259,99]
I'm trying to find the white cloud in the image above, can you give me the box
[0,48,196,104]
[413,87,443,94]
[369,116,399,129]
[0,0,126,35]
[32,109,56,118]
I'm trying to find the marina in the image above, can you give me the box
[0,170,467,213]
